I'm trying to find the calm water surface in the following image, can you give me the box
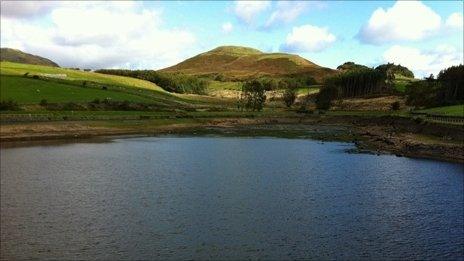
[1,136,463,260]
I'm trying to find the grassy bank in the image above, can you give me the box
[417,104,464,117]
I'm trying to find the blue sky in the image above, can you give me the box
[1,1,462,77]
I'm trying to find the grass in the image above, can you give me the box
[208,81,242,91]
[393,75,418,92]
[417,104,464,117]
[294,85,321,95]
[1,62,166,93]
[0,62,211,108]
[0,75,156,104]
[161,46,335,82]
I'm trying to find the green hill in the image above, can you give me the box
[1,48,59,67]
[160,46,337,83]
[0,62,191,108]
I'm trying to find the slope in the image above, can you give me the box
[160,46,336,82]
[1,48,59,67]
[0,62,191,108]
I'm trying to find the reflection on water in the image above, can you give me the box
[1,137,463,259]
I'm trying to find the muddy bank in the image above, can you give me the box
[1,115,463,163]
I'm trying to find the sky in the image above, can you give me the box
[1,0,462,78]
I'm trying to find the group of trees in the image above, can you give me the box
[375,63,414,79]
[406,65,463,108]
[95,69,208,94]
[336,62,369,71]
[251,75,316,91]
[320,68,386,101]
[238,80,267,111]
[314,63,417,109]
[238,79,301,111]
[338,62,415,79]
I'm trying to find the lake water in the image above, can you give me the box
[1,136,463,260]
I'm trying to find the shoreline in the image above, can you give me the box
[1,115,463,163]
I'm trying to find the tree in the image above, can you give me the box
[375,63,414,78]
[390,101,400,111]
[437,64,463,103]
[385,69,395,89]
[283,88,297,108]
[405,65,463,108]
[240,80,267,111]
[316,85,339,110]
[278,80,288,89]
[324,68,385,98]
[405,80,441,107]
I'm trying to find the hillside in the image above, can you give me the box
[0,62,192,108]
[1,48,59,67]
[160,46,337,82]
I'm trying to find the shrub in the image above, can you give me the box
[283,88,297,108]
[405,81,441,107]
[316,85,339,110]
[391,101,400,111]
[32,75,39,79]
[239,80,267,111]
[278,80,288,89]
[0,100,20,111]
[214,74,225,81]
[39,99,48,106]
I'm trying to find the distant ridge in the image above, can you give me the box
[160,45,336,82]
[0,48,59,67]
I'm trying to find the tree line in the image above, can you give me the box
[315,68,387,108]
[406,65,463,108]
[95,69,208,94]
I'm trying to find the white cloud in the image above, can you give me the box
[221,22,233,33]
[264,1,308,28]
[1,2,196,69]
[358,1,442,44]
[280,24,336,52]
[234,1,270,24]
[383,45,463,78]
[0,1,59,18]
[446,12,463,30]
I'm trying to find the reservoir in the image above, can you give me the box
[1,136,463,259]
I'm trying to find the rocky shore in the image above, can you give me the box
[1,115,463,163]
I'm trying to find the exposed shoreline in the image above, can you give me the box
[1,115,463,163]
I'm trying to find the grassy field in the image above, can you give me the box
[295,85,321,96]
[1,75,156,104]
[393,75,418,92]
[0,62,207,108]
[1,62,166,92]
[208,81,242,91]
[418,105,464,117]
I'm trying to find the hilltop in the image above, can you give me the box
[1,48,59,67]
[160,46,336,82]
[337,62,369,72]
